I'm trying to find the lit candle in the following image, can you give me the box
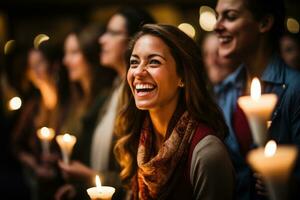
[8,96,22,111]
[238,77,278,146]
[247,140,298,200]
[87,175,115,200]
[56,133,76,164]
[37,127,55,155]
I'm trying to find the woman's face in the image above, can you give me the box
[99,14,128,70]
[27,50,49,85]
[127,35,182,111]
[63,34,90,82]
[214,0,260,59]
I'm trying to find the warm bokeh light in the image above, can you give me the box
[8,97,22,111]
[199,6,213,15]
[250,77,261,101]
[4,40,15,55]
[33,34,50,49]
[199,6,217,32]
[287,18,299,34]
[178,23,196,38]
[264,140,277,157]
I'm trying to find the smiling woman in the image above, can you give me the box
[114,24,235,200]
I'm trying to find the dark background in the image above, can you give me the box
[0,0,299,199]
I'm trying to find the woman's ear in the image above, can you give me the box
[259,15,274,33]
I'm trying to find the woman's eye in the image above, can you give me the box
[226,12,238,21]
[130,60,138,67]
[149,59,161,65]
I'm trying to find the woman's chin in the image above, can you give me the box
[219,48,236,59]
[135,101,154,111]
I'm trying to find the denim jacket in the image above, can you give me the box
[214,55,300,200]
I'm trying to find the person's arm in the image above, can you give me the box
[190,135,235,200]
[58,160,122,188]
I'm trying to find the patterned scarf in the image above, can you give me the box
[133,111,198,200]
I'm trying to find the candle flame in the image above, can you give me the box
[95,175,102,193]
[41,127,50,137]
[251,77,261,101]
[63,134,72,142]
[8,97,22,110]
[264,140,277,157]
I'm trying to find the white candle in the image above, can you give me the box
[87,175,115,200]
[37,127,55,155]
[56,133,76,164]
[238,77,278,146]
[247,140,298,200]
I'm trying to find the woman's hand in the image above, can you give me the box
[55,184,76,200]
[254,173,268,196]
[35,164,56,179]
[41,152,59,164]
[58,160,96,181]
[18,152,37,169]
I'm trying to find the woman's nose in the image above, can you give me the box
[214,18,225,34]
[133,63,147,77]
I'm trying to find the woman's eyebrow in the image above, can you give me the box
[148,54,166,61]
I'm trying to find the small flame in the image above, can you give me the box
[41,127,50,137]
[95,175,102,193]
[8,97,22,110]
[63,134,71,142]
[264,140,277,157]
[251,77,261,101]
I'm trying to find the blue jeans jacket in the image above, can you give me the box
[214,55,300,200]
[263,56,300,200]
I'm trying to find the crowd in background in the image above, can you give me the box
[1,0,300,200]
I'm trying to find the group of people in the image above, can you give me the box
[1,0,300,199]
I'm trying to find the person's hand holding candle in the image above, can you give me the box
[58,160,97,181]
[247,140,298,200]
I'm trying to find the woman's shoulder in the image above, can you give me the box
[189,134,235,200]
[188,123,231,171]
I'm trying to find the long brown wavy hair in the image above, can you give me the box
[114,24,228,185]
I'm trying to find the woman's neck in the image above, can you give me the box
[149,95,179,139]
[244,38,273,79]
[39,79,57,110]
[80,74,92,99]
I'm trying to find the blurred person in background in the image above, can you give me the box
[55,25,116,200]
[56,7,155,200]
[280,33,300,70]
[201,33,240,85]
[215,0,300,199]
[11,42,68,200]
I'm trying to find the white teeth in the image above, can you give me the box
[219,37,231,43]
[135,83,155,90]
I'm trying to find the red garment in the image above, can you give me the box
[232,104,253,155]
